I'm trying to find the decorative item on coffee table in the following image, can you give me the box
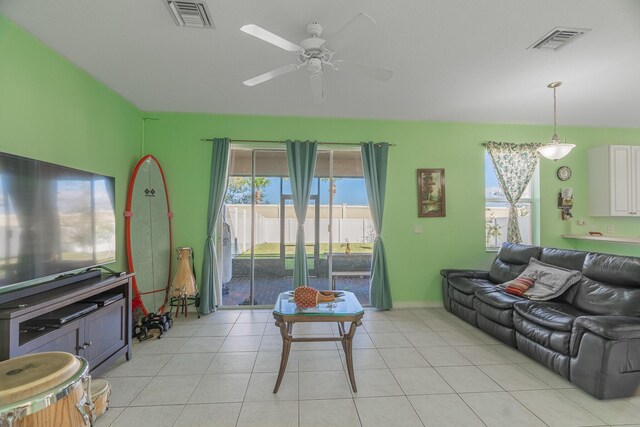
[293,286,336,308]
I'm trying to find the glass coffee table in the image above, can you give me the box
[272,291,365,393]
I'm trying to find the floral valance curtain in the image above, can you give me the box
[482,141,541,243]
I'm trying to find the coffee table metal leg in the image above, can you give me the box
[343,321,358,392]
[274,320,292,393]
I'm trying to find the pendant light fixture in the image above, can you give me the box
[537,81,575,160]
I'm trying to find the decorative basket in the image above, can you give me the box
[293,286,336,308]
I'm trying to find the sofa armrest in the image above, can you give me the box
[570,315,640,356]
[440,269,490,280]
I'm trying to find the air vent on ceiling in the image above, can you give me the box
[166,1,214,28]
[529,27,590,50]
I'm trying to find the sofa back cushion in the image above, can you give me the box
[571,253,640,316]
[489,243,542,284]
[540,248,589,303]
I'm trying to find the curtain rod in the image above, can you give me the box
[200,138,396,147]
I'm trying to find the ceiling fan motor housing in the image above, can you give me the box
[306,22,323,37]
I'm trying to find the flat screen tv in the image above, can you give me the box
[0,152,116,295]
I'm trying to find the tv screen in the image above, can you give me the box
[0,152,116,293]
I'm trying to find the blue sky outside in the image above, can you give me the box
[257,154,502,206]
[261,177,369,205]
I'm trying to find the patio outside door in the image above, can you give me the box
[220,147,373,307]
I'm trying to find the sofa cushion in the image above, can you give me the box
[540,247,588,272]
[449,277,496,295]
[477,314,516,346]
[513,301,587,332]
[497,243,544,265]
[514,312,572,355]
[516,332,570,378]
[583,253,640,287]
[571,253,640,316]
[474,291,521,327]
[450,287,475,309]
[488,243,542,284]
[475,289,525,309]
[450,300,477,326]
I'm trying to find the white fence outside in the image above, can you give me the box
[486,205,532,248]
[225,205,375,256]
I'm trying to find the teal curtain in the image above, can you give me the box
[200,138,230,314]
[361,142,393,310]
[286,140,318,287]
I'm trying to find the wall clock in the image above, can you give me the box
[557,166,572,181]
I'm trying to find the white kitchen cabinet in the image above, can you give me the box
[588,145,640,217]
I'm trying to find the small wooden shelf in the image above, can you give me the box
[561,234,640,244]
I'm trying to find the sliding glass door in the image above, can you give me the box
[316,151,373,305]
[220,147,372,307]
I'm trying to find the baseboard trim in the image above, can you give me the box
[392,301,444,309]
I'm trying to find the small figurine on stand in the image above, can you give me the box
[344,239,351,255]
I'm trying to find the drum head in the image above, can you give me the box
[90,379,109,398]
[0,352,80,405]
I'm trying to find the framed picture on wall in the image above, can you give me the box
[417,169,446,217]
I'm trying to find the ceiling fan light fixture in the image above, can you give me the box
[537,81,575,160]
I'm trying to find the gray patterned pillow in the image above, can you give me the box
[518,257,582,301]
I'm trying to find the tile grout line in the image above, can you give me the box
[104,308,612,427]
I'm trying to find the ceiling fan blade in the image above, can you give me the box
[240,24,302,52]
[335,60,393,81]
[243,64,299,87]
[328,13,376,52]
[310,72,325,104]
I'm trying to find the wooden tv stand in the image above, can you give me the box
[0,273,133,376]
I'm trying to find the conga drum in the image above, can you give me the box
[88,379,110,420]
[171,247,197,297]
[171,247,198,317]
[0,352,92,427]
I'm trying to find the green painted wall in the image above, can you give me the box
[144,114,640,304]
[3,14,639,304]
[0,15,141,271]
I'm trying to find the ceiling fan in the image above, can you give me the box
[241,13,393,103]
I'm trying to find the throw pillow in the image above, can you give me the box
[518,258,582,301]
[504,276,535,297]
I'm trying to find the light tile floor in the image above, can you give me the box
[95,307,640,427]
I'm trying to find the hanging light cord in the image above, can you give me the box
[553,86,557,135]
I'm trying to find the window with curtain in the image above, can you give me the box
[485,152,536,250]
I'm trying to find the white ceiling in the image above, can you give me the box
[2,0,640,127]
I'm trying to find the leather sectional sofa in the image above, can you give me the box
[441,242,640,399]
